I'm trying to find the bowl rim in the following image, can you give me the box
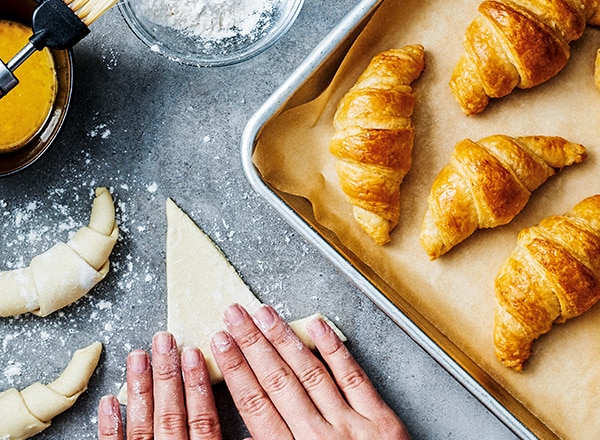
[118,0,305,67]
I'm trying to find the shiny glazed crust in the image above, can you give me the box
[449,0,600,115]
[419,135,586,260]
[494,195,600,370]
[330,44,425,245]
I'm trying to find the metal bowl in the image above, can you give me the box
[119,0,304,67]
[0,0,73,177]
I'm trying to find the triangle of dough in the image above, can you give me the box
[166,199,261,382]
[166,199,345,384]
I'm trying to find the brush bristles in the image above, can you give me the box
[64,0,118,25]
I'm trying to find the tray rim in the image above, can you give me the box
[241,1,540,438]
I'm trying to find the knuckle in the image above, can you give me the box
[261,366,293,393]
[218,350,248,375]
[233,328,263,350]
[128,378,153,401]
[374,415,409,438]
[127,427,154,440]
[156,412,188,434]
[297,364,328,391]
[187,382,211,398]
[98,426,119,439]
[237,389,272,417]
[338,369,369,391]
[188,413,221,436]
[152,363,181,382]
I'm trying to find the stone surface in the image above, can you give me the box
[0,1,518,438]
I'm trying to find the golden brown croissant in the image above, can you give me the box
[330,45,425,245]
[420,135,586,260]
[494,195,600,371]
[595,49,600,91]
[450,0,600,115]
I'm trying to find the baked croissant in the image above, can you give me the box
[595,49,600,90]
[450,0,600,115]
[330,44,425,245]
[494,195,600,371]
[420,135,586,260]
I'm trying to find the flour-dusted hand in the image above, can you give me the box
[97,332,221,440]
[98,306,410,439]
[211,304,411,440]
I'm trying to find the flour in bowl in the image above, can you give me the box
[139,0,276,40]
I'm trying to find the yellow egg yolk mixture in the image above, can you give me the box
[0,20,57,153]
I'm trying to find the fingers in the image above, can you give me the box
[306,317,390,418]
[121,333,223,440]
[181,347,222,439]
[210,329,293,440]
[151,332,189,440]
[98,394,123,440]
[126,350,154,440]
[226,304,330,428]
[252,305,349,418]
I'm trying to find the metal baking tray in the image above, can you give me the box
[241,1,547,438]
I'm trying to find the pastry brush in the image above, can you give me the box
[0,0,117,98]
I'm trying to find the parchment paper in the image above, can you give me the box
[253,0,600,438]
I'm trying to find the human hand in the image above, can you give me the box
[97,332,221,440]
[211,303,411,440]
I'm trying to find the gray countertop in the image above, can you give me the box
[0,1,518,438]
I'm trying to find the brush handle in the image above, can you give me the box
[6,42,38,71]
[0,42,38,98]
[0,61,19,98]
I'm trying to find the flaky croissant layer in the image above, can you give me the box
[420,135,586,260]
[494,195,600,371]
[450,0,600,115]
[330,44,425,245]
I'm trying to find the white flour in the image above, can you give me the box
[140,0,276,40]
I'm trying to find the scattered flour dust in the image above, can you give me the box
[1,181,162,391]
[140,0,277,40]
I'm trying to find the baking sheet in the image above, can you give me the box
[247,0,600,438]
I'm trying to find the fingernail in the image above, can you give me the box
[307,317,328,339]
[128,350,148,374]
[224,304,245,327]
[253,305,276,331]
[182,346,201,368]
[211,331,232,353]
[100,395,115,416]
[154,331,174,355]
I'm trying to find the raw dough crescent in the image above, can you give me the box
[166,198,346,384]
[0,341,102,440]
[0,187,118,317]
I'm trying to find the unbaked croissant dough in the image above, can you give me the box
[420,135,586,260]
[0,341,102,439]
[450,0,600,115]
[330,45,425,245]
[494,195,600,371]
[166,199,346,384]
[0,187,118,317]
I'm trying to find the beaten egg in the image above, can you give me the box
[0,19,57,153]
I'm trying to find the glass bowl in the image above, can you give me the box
[119,0,304,67]
[0,0,73,177]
